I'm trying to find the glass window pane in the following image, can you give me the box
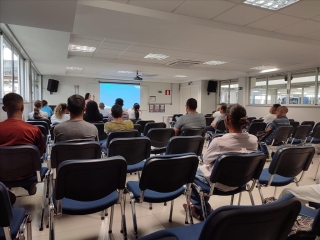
[250,77,267,104]
[220,81,229,104]
[229,81,238,104]
[290,72,316,105]
[268,75,287,104]
[14,51,19,93]
[3,41,12,95]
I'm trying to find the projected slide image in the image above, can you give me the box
[100,83,140,109]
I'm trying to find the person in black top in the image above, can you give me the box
[83,101,103,122]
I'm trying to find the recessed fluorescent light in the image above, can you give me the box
[203,60,227,66]
[68,44,96,53]
[260,68,279,73]
[173,75,187,78]
[66,67,83,71]
[253,91,259,92]
[250,66,276,71]
[244,0,299,10]
[144,53,170,60]
[118,71,134,74]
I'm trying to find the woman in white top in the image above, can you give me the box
[28,100,48,119]
[51,103,70,125]
[263,104,281,124]
[128,103,141,122]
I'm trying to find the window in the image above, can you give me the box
[3,40,13,95]
[250,77,267,104]
[290,72,316,105]
[220,80,238,104]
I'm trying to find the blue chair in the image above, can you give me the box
[0,145,49,231]
[288,125,312,145]
[143,122,166,136]
[146,128,175,155]
[257,145,315,203]
[0,182,32,240]
[247,122,266,136]
[126,153,199,238]
[181,128,205,137]
[207,120,226,146]
[136,194,301,240]
[136,120,155,134]
[49,157,128,240]
[193,152,266,220]
[166,136,204,157]
[307,124,320,144]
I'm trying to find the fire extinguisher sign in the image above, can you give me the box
[165,90,171,95]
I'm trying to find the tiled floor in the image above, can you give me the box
[11,145,320,240]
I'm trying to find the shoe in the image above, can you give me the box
[8,190,16,205]
[183,203,204,221]
[25,183,37,195]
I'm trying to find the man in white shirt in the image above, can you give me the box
[99,102,110,118]
[263,104,281,124]
[279,184,320,205]
[205,104,227,132]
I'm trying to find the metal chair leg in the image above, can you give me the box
[101,210,106,220]
[164,202,167,206]
[130,197,138,238]
[169,200,174,222]
[257,184,265,203]
[120,198,127,239]
[249,191,255,205]
[238,192,242,205]
[27,215,32,240]
[149,202,152,210]
[49,203,55,240]
[199,191,207,220]
[315,157,320,181]
[40,176,48,231]
[108,205,114,233]
[273,187,277,198]
[230,195,234,205]
[105,209,108,217]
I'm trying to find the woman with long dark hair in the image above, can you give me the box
[28,100,48,119]
[84,101,103,122]
[84,92,95,106]
[128,103,141,121]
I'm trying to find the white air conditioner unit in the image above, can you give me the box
[166,60,203,68]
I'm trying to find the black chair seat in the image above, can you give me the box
[150,147,166,155]
[56,191,119,215]
[258,169,294,186]
[193,179,246,196]
[2,167,48,188]
[127,181,185,203]
[300,205,318,218]
[309,202,320,210]
[127,161,145,173]
[0,208,26,239]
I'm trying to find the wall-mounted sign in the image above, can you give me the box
[149,104,165,113]
[165,90,171,95]
[238,87,243,90]
[149,96,156,102]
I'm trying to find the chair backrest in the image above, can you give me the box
[301,121,315,129]
[272,126,293,145]
[247,117,256,123]
[27,118,51,127]
[0,182,12,227]
[313,122,320,131]
[55,157,127,201]
[0,145,41,182]
[134,124,142,134]
[181,128,205,137]
[51,141,101,170]
[312,209,320,237]
[290,121,300,132]
[210,152,266,187]
[102,118,109,123]
[171,114,183,122]
[139,153,198,193]
[166,136,204,156]
[215,120,226,133]
[289,119,295,122]
[311,125,320,140]
[143,122,166,136]
[50,124,58,141]
[91,122,108,140]
[146,128,175,148]
[108,137,151,165]
[35,125,49,139]
[269,145,315,177]
[199,194,301,240]
[247,122,267,135]
[251,119,263,123]
[106,130,140,149]
[205,117,213,126]
[291,125,312,140]
[136,120,155,133]
[27,120,49,132]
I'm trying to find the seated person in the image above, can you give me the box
[173,98,206,136]
[28,100,49,119]
[99,102,110,118]
[41,100,53,117]
[263,104,281,124]
[205,105,227,132]
[184,104,257,220]
[51,103,70,125]
[128,103,141,122]
[104,104,134,134]
[54,94,98,142]
[279,184,320,205]
[108,98,129,121]
[84,101,103,122]
[211,103,226,119]
[0,93,46,202]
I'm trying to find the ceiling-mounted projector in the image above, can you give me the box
[134,71,143,81]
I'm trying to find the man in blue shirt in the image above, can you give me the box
[41,100,53,117]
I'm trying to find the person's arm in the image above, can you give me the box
[210,118,219,128]
[203,138,221,165]
[173,127,180,136]
[173,117,183,136]
[265,122,275,132]
[35,129,46,155]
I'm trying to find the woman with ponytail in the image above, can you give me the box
[128,103,141,122]
[51,103,70,125]
[28,100,48,119]
[184,104,258,220]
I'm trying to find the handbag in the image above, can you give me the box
[256,130,270,139]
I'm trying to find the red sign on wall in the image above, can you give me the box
[165,90,171,95]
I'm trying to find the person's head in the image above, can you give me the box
[276,106,288,117]
[2,92,24,118]
[225,104,249,132]
[99,102,105,110]
[86,101,100,118]
[111,104,123,118]
[67,94,85,117]
[41,100,48,107]
[217,102,226,111]
[269,104,281,114]
[186,98,197,112]
[84,93,91,100]
[133,103,140,120]
[219,105,227,114]
[115,98,124,107]
[133,103,140,110]
[33,100,42,119]
[54,103,67,119]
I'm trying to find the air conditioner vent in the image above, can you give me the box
[165,60,203,68]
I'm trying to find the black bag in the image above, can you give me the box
[256,131,270,139]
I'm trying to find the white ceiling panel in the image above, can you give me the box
[126,45,159,53]
[95,48,123,55]
[303,31,320,41]
[173,1,236,20]
[115,56,140,62]
[70,34,104,41]
[110,0,129,3]
[69,37,102,48]
[128,0,186,12]
[312,15,320,22]
[247,13,304,31]
[120,51,148,58]
[275,20,320,36]
[100,41,132,50]
[213,4,272,26]
[92,53,117,59]
[278,0,320,19]
[68,51,94,57]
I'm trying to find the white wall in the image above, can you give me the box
[42,75,180,123]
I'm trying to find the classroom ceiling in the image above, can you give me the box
[0,0,319,83]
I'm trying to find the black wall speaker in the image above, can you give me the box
[207,81,217,93]
[47,79,59,93]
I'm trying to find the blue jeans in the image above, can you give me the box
[191,168,212,216]
[258,144,269,156]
